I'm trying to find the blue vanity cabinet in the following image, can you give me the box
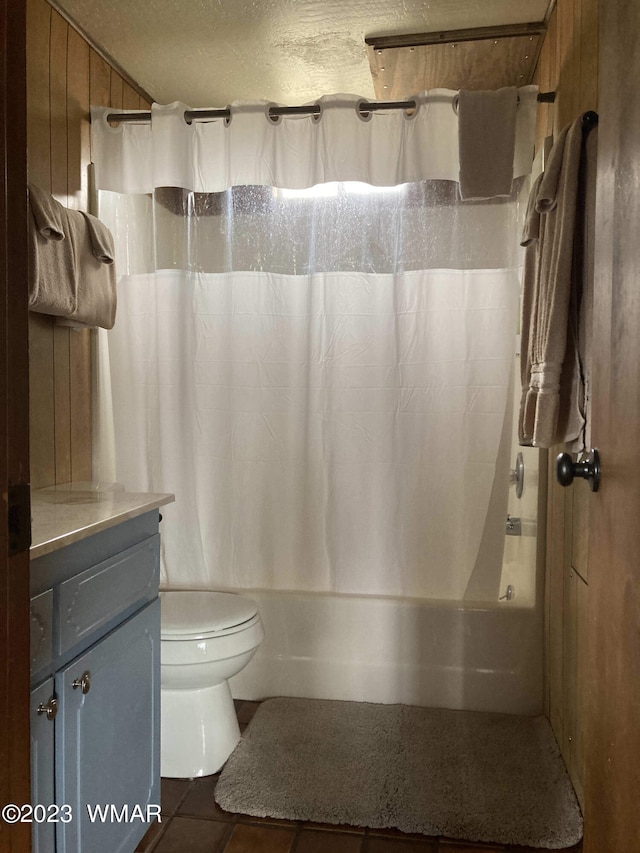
[30,679,56,853]
[56,600,160,853]
[30,509,163,853]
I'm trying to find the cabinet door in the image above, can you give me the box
[30,589,53,681]
[55,599,160,853]
[30,679,56,853]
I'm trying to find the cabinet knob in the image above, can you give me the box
[72,671,92,695]
[37,696,58,721]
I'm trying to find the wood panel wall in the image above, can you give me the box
[534,0,599,148]
[27,0,152,489]
[533,0,598,810]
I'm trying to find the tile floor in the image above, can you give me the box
[136,700,583,853]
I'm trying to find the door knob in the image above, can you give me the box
[556,448,601,492]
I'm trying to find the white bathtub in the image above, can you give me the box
[230,588,543,715]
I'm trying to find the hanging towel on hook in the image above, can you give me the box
[28,184,117,329]
[28,184,77,318]
[458,87,518,199]
[57,210,117,329]
[519,114,594,449]
[29,183,66,241]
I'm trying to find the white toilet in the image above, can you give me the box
[159,589,264,778]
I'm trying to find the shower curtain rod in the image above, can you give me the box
[105,91,555,125]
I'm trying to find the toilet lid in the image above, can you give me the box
[160,590,258,638]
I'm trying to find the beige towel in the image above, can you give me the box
[63,210,117,329]
[519,115,590,448]
[28,184,117,329]
[28,183,66,241]
[458,87,518,200]
[83,211,115,264]
[28,185,77,317]
[555,126,597,453]
[518,172,543,446]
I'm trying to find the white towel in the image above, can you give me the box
[458,87,518,200]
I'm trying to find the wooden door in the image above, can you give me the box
[0,0,32,851]
[583,1,640,849]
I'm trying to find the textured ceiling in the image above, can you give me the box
[52,0,554,107]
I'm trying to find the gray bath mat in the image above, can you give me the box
[215,697,583,849]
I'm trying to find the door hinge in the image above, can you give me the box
[8,482,31,556]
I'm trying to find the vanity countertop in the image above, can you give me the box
[30,483,175,559]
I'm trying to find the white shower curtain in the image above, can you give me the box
[91,90,536,600]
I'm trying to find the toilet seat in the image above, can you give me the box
[160,590,259,640]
